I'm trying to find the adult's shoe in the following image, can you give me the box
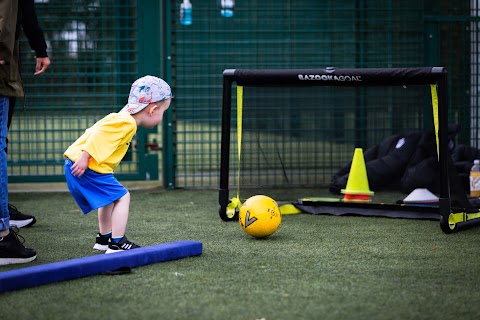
[0,227,37,265]
[9,204,36,228]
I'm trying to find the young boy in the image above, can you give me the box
[64,75,172,253]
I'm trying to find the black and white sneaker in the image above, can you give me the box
[106,236,140,254]
[93,233,110,251]
[9,204,36,228]
[0,227,37,265]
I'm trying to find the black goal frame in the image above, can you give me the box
[218,67,477,233]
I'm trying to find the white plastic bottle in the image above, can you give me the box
[470,159,480,197]
[180,0,192,25]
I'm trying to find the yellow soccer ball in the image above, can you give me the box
[239,195,282,238]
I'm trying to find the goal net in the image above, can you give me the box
[218,67,479,233]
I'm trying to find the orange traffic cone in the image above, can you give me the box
[341,148,374,202]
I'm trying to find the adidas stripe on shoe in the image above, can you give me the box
[106,236,140,254]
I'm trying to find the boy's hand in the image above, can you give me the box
[70,151,91,177]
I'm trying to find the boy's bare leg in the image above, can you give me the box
[110,192,131,238]
[97,202,114,234]
[98,192,131,237]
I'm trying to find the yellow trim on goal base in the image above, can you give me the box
[448,211,480,229]
[279,204,303,215]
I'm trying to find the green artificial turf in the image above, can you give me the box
[2,189,480,320]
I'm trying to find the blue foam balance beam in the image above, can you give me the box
[0,240,202,293]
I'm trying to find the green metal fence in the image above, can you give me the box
[9,0,162,183]
[7,0,479,190]
[172,0,469,189]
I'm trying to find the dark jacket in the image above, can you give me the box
[0,0,23,98]
[17,0,48,58]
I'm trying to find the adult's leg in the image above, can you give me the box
[5,96,37,228]
[0,97,10,235]
[6,97,15,130]
[4,97,15,154]
[0,97,36,264]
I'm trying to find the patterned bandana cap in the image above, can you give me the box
[120,75,172,114]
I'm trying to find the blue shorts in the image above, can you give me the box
[64,158,128,214]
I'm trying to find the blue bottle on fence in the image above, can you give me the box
[221,0,234,18]
[180,0,192,25]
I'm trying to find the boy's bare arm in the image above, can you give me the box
[70,151,91,177]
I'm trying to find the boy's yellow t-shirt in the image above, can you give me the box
[64,112,137,174]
